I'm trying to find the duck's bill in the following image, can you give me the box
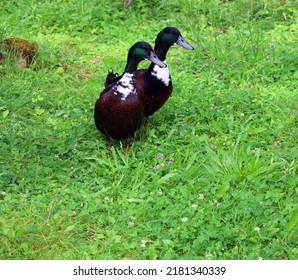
[148,51,167,68]
[176,36,194,50]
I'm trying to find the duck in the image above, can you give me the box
[105,27,194,130]
[94,41,166,154]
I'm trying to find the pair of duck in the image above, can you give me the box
[94,27,194,153]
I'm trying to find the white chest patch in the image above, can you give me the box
[151,62,170,86]
[113,73,136,100]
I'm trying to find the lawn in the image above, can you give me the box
[0,0,297,259]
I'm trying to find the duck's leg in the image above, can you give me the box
[106,136,112,154]
[144,99,153,132]
[144,118,149,132]
[125,137,132,154]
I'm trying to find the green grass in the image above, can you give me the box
[0,0,297,259]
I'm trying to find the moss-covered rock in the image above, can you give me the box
[0,37,38,68]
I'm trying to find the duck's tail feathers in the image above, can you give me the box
[105,71,120,88]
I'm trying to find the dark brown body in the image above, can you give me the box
[136,69,173,118]
[94,87,144,140]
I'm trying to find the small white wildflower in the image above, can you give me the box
[130,216,135,220]
[205,252,213,259]
[140,240,147,248]
[240,113,245,118]
[158,190,163,196]
[1,191,7,196]
[274,141,282,147]
[213,201,219,207]
[198,193,204,200]
[128,221,135,227]
[254,227,260,232]
[257,256,263,260]
[168,158,175,163]
[181,217,188,222]
[157,152,164,159]
[191,204,198,208]
[153,163,164,170]
[153,164,160,170]
[104,197,109,201]
[283,169,291,175]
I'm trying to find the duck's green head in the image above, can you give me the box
[154,27,194,60]
[125,41,167,73]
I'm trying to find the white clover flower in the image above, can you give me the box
[274,141,282,147]
[252,148,258,153]
[254,227,260,232]
[198,194,204,200]
[191,204,198,208]
[181,217,188,222]
[140,239,147,248]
